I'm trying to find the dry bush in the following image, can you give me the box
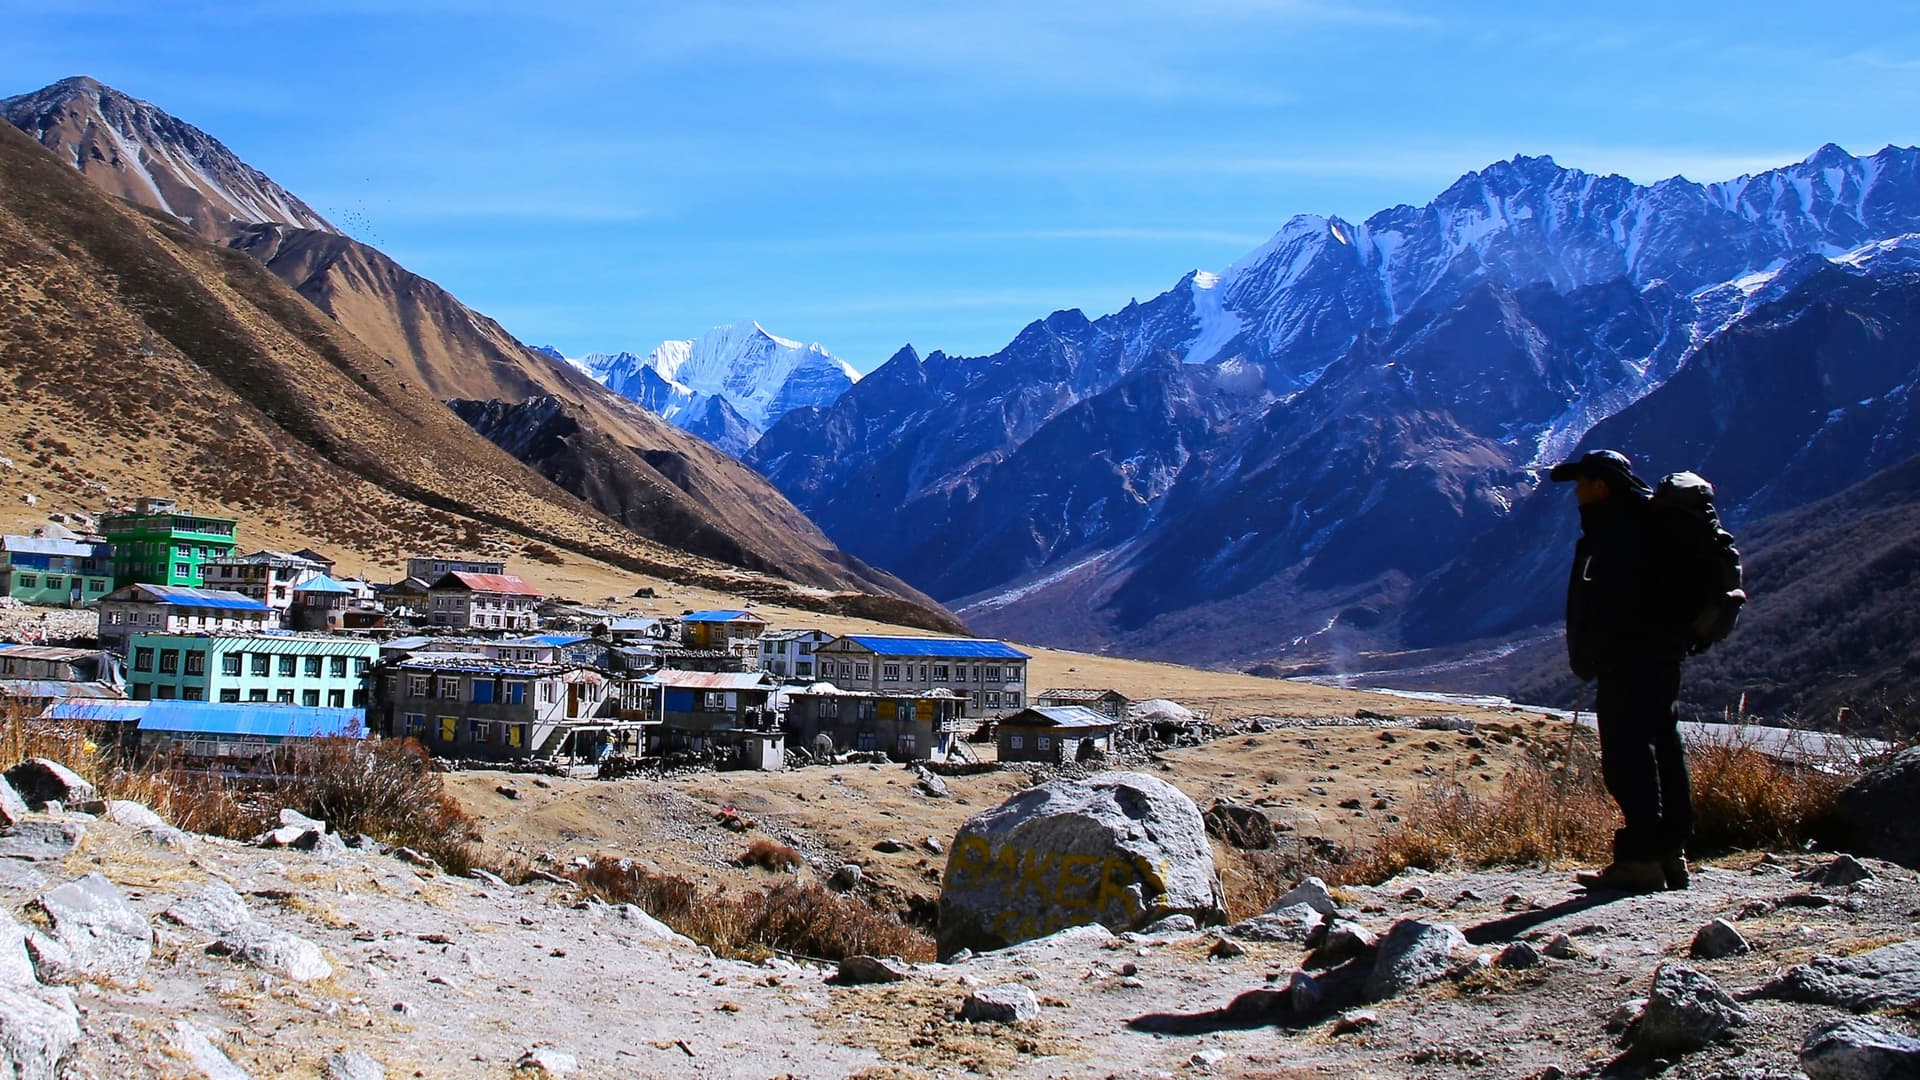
[738,837,802,872]
[1687,731,1849,855]
[1215,841,1343,921]
[571,855,934,962]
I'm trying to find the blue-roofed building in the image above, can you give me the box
[44,699,363,773]
[677,609,766,667]
[1,534,114,607]
[97,583,274,652]
[124,632,376,708]
[814,636,1030,717]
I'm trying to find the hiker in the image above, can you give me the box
[1550,449,1692,892]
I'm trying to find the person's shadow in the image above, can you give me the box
[1127,892,1631,1036]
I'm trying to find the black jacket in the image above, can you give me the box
[1565,492,1689,679]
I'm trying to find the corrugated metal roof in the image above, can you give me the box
[292,574,353,594]
[1036,688,1126,703]
[135,701,364,739]
[115,585,271,612]
[42,700,147,722]
[1000,706,1112,729]
[608,618,659,632]
[434,572,541,596]
[681,610,764,623]
[394,655,585,677]
[0,681,124,700]
[498,634,589,647]
[840,636,1030,659]
[637,669,775,690]
[0,644,101,663]
[2,535,107,558]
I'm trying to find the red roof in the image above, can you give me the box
[435,572,542,597]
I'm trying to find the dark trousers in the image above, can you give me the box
[1594,660,1690,861]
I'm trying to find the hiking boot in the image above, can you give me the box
[1661,855,1691,891]
[1574,860,1666,892]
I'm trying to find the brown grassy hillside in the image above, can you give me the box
[0,119,951,628]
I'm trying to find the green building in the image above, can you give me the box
[126,632,376,708]
[101,498,238,589]
[0,535,113,606]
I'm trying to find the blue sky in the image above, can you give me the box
[5,2,1918,370]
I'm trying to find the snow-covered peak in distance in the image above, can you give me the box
[538,321,859,454]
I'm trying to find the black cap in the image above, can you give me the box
[1548,449,1651,494]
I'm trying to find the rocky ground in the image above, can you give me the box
[0,758,1915,1078]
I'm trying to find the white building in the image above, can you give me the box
[425,572,541,632]
[96,584,274,653]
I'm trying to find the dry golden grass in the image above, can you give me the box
[571,855,934,962]
[739,837,804,872]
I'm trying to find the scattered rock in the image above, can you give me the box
[1543,933,1582,960]
[1800,1016,1920,1080]
[1496,941,1544,970]
[615,905,686,944]
[1207,936,1246,960]
[1832,746,1920,870]
[1142,914,1197,935]
[164,881,332,983]
[0,985,80,1080]
[1364,920,1469,1001]
[0,779,29,828]
[2,761,94,812]
[961,982,1040,1023]
[913,768,950,799]
[1285,970,1324,1015]
[495,784,520,800]
[1226,903,1324,943]
[1752,940,1920,1011]
[1307,919,1378,967]
[0,822,85,862]
[1330,1009,1380,1036]
[937,771,1225,957]
[172,1020,251,1080]
[35,872,152,981]
[1399,886,1428,902]
[832,864,863,890]
[1188,1047,1227,1071]
[1607,998,1648,1034]
[469,868,510,888]
[1271,877,1339,917]
[323,1051,386,1080]
[922,836,944,855]
[1203,799,1275,850]
[102,801,164,830]
[1416,716,1476,733]
[871,838,908,853]
[20,930,72,986]
[1798,854,1877,887]
[515,1046,578,1076]
[833,955,911,985]
[1690,918,1751,960]
[1630,962,1749,1056]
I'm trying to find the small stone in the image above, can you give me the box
[172,1021,250,1080]
[1605,998,1647,1034]
[324,1050,387,1080]
[1142,914,1197,935]
[1496,941,1543,970]
[1286,970,1323,1015]
[832,864,863,889]
[1208,937,1246,960]
[495,785,520,800]
[468,869,509,888]
[1800,1016,1920,1080]
[962,982,1039,1023]
[1399,886,1427,902]
[35,872,152,981]
[102,800,164,830]
[1188,1048,1227,1071]
[834,955,910,985]
[515,1046,578,1076]
[1689,918,1751,960]
[1630,962,1749,1056]
[1753,940,1920,1011]
[871,838,907,853]
[1308,919,1378,967]
[914,768,951,799]
[1543,933,1581,960]
[923,836,944,855]
[1330,1009,1380,1036]
[0,779,28,828]
[21,929,74,986]
[1271,877,1339,916]
[1226,903,1324,943]
[279,808,326,832]
[1798,854,1876,887]
[0,822,85,862]
[259,825,309,848]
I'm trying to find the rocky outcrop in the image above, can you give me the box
[937,772,1225,957]
[1628,963,1749,1056]
[1800,1017,1920,1079]
[1832,747,1920,869]
[1753,941,1920,1012]
[33,874,150,982]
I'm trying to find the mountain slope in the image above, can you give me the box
[0,76,333,241]
[2,76,935,609]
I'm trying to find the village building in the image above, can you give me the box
[377,654,621,762]
[606,616,667,645]
[404,555,506,581]
[425,572,541,631]
[100,498,238,589]
[0,644,124,711]
[810,636,1030,717]
[42,699,362,774]
[485,634,606,669]
[123,632,376,707]
[678,610,767,667]
[286,575,361,631]
[200,550,329,620]
[96,584,273,653]
[633,669,783,769]
[782,685,966,762]
[994,705,1116,764]
[0,535,114,607]
[1034,688,1133,720]
[759,629,834,680]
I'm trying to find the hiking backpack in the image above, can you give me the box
[1650,471,1746,654]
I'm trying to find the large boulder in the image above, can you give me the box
[1753,941,1920,1012]
[1832,747,1920,869]
[1629,962,1749,1056]
[2,761,94,812]
[34,873,151,982]
[937,771,1224,957]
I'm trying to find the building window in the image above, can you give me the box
[278,655,296,677]
[796,662,813,678]
[304,656,322,678]
[354,659,368,676]
[329,656,347,678]
[1005,665,1023,685]
[249,689,268,702]
[276,689,294,703]
[986,691,1001,708]
[1008,733,1024,749]
[154,684,177,700]
[176,544,190,557]
[404,713,425,736]
[856,732,876,751]
[882,663,900,682]
[541,682,555,704]
[953,666,968,683]
[159,649,180,674]
[472,680,495,704]
[470,720,491,742]
[407,675,430,698]
[438,677,459,700]
[87,579,105,594]
[221,654,241,676]
[247,653,266,676]
[107,611,122,625]
[504,681,527,705]
[854,663,870,680]
[439,717,457,742]
[175,562,190,578]
[44,577,63,591]
[1006,692,1022,708]
[182,687,204,701]
[134,648,155,672]
[16,575,36,588]
[985,666,1002,684]
[1038,735,1052,752]
[219,689,240,703]
[896,732,917,754]
[131,683,151,700]
[185,651,206,676]
[506,725,524,749]
[327,689,345,708]
[302,690,320,707]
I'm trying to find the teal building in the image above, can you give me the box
[126,632,376,708]
[0,535,113,606]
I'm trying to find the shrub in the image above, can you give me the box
[739,838,802,872]
[571,856,934,962]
